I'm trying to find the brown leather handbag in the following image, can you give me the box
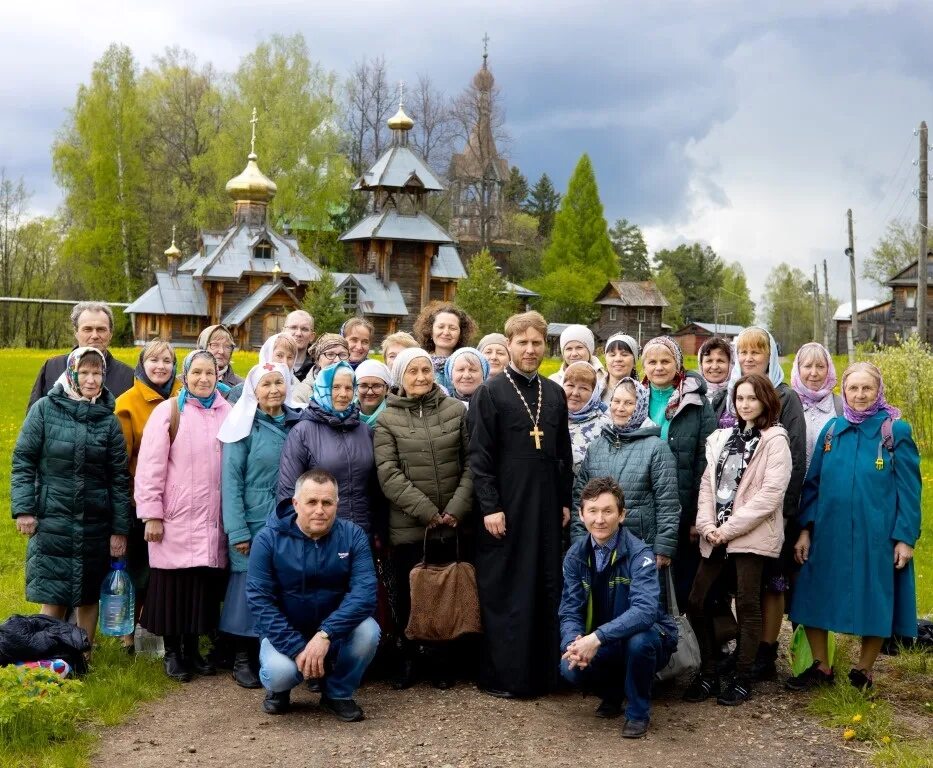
[405,533,482,642]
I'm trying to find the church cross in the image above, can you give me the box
[170,224,176,246]
[482,33,490,59]
[530,424,543,450]
[250,107,258,155]
[398,80,405,108]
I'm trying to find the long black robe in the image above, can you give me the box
[467,368,573,697]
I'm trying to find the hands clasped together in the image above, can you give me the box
[562,632,601,671]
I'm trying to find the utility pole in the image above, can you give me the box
[823,259,832,351]
[812,265,821,342]
[918,121,928,341]
[846,209,858,363]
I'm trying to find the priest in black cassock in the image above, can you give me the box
[467,311,573,698]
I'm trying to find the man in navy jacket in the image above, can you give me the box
[559,476,678,739]
[247,468,379,720]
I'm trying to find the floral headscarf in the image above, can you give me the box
[841,362,901,424]
[641,336,687,420]
[697,337,733,399]
[791,342,837,407]
[609,377,649,435]
[312,361,358,420]
[178,349,219,412]
[54,347,106,402]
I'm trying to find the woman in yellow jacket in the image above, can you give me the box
[114,338,181,653]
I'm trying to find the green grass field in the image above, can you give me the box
[0,348,927,766]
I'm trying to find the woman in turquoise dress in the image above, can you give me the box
[788,362,921,691]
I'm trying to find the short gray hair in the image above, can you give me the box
[294,468,338,499]
[71,302,114,331]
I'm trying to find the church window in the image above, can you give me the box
[147,315,159,334]
[182,316,199,336]
[254,241,273,259]
[343,284,358,311]
[608,307,617,322]
[905,287,917,309]
[637,309,647,323]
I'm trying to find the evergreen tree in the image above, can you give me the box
[609,218,651,280]
[456,249,513,335]
[530,154,617,323]
[523,173,561,237]
[302,270,350,334]
[503,166,529,209]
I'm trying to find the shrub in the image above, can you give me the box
[864,335,933,453]
[0,665,88,747]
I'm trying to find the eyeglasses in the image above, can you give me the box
[208,342,234,353]
[321,350,350,362]
[285,324,313,333]
[358,383,386,394]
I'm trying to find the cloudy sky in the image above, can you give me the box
[3,0,933,307]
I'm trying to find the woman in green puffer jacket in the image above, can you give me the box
[374,348,473,691]
[12,347,131,648]
[571,378,680,565]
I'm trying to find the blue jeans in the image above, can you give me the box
[259,617,380,700]
[559,628,667,722]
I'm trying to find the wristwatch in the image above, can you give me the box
[318,630,330,640]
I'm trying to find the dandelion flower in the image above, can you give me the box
[852,714,862,723]
[843,729,856,741]
[881,736,891,745]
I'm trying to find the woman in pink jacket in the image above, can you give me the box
[135,350,231,683]
[683,373,791,707]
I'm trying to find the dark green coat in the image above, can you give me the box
[12,385,131,607]
[373,386,473,546]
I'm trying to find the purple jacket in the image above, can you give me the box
[277,401,376,532]
[135,395,231,570]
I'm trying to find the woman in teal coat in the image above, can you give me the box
[788,362,921,691]
[218,362,300,688]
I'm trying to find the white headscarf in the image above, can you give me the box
[259,332,296,365]
[218,362,293,443]
[355,359,392,385]
[391,347,433,395]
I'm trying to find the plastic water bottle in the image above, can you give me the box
[99,561,135,637]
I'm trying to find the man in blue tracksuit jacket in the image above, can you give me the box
[247,468,379,720]
[559,476,678,739]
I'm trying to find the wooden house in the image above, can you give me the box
[672,321,744,355]
[592,280,668,346]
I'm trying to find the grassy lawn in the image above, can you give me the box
[0,348,927,765]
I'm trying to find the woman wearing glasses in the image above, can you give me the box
[197,325,242,387]
[292,334,351,405]
[354,360,392,427]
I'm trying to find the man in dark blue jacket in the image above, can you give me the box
[559,476,678,739]
[247,468,379,720]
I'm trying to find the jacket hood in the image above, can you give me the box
[599,421,661,443]
[48,382,117,414]
[300,398,363,430]
[385,385,444,411]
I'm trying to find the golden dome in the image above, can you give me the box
[387,106,414,131]
[225,152,277,203]
[164,225,181,257]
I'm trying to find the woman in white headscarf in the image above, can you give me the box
[355,359,392,427]
[218,362,302,688]
[226,333,302,405]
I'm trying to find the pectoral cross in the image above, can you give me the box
[530,425,544,450]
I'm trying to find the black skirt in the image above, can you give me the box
[141,567,225,636]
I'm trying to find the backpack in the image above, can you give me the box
[167,397,180,444]
[822,416,894,470]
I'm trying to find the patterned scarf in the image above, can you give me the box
[641,336,687,420]
[609,377,649,435]
[791,342,837,408]
[312,361,358,420]
[841,362,901,424]
[178,349,218,412]
[715,426,762,526]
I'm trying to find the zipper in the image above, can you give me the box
[422,399,442,508]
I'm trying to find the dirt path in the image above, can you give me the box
[94,672,867,768]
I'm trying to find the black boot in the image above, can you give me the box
[206,630,236,670]
[262,689,290,715]
[163,635,192,683]
[751,641,778,681]
[232,639,261,689]
[183,634,216,676]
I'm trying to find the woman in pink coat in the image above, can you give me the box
[135,350,231,683]
[683,373,791,707]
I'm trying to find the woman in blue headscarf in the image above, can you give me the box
[444,347,490,408]
[277,361,376,533]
